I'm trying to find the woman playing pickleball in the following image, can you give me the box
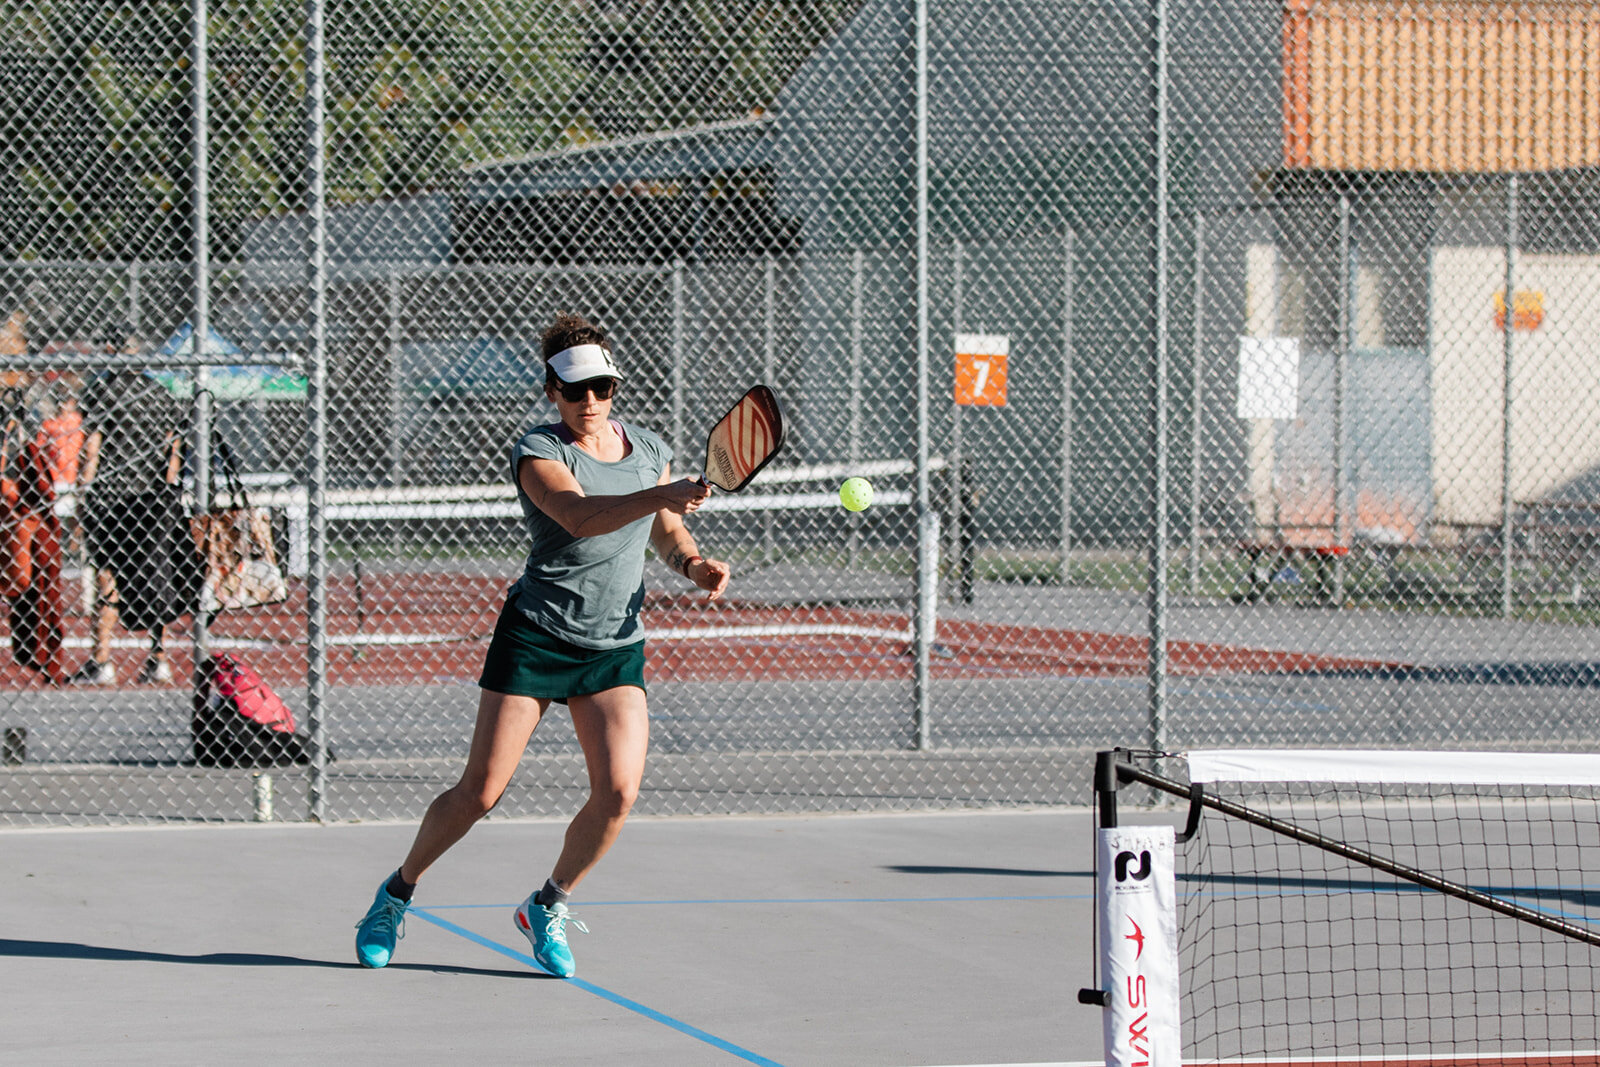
[354,312,729,977]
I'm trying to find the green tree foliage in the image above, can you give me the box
[0,0,858,262]
[578,0,860,138]
[0,3,190,261]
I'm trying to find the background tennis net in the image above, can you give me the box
[1094,749,1600,1064]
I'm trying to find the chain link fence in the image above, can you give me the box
[2,0,1598,824]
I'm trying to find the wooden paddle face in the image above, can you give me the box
[703,385,785,492]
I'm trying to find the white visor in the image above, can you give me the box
[548,343,623,383]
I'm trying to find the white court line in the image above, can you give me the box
[318,623,914,646]
[653,623,909,641]
[330,632,474,646]
[65,635,280,652]
[69,625,914,652]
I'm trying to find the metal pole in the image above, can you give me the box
[950,239,964,590]
[189,0,213,680]
[1060,228,1074,581]
[1146,0,1170,754]
[127,260,142,340]
[762,257,777,385]
[1335,192,1352,602]
[762,256,777,562]
[850,250,865,464]
[387,276,403,487]
[671,261,685,461]
[911,0,934,751]
[304,0,331,820]
[1189,213,1204,596]
[848,250,864,567]
[1501,174,1518,618]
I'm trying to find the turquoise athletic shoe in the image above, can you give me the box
[514,896,588,977]
[354,882,408,969]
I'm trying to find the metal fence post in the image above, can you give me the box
[1189,213,1204,596]
[916,509,939,751]
[1501,174,1518,619]
[671,260,686,460]
[1060,227,1074,582]
[1146,0,1170,754]
[189,0,213,684]
[763,256,778,561]
[850,249,865,467]
[911,0,934,750]
[127,260,142,339]
[950,238,966,599]
[387,275,404,488]
[1335,192,1352,601]
[849,249,864,566]
[304,0,330,820]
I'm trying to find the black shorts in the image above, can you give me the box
[81,487,198,631]
[82,489,176,572]
[478,595,646,703]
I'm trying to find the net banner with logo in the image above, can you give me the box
[1096,825,1181,1067]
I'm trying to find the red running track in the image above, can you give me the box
[0,575,1403,690]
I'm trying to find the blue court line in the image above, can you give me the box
[408,906,786,1067]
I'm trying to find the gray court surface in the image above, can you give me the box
[1,808,1112,1066]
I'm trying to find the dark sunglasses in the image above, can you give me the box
[555,377,618,403]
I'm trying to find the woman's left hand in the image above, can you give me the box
[687,556,731,600]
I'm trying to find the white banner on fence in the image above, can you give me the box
[1097,825,1180,1067]
[1236,335,1300,419]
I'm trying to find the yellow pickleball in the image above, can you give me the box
[839,477,874,512]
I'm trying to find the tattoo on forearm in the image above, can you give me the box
[667,549,690,576]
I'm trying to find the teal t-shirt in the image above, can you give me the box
[508,419,672,649]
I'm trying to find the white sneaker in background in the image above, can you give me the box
[136,659,173,685]
[66,659,116,686]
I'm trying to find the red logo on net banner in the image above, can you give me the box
[1097,827,1180,1067]
[1120,875,1156,1066]
[1124,955,1154,1066]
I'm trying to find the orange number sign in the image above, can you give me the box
[954,332,1009,407]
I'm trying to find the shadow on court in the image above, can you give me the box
[0,938,542,980]
[885,864,1085,878]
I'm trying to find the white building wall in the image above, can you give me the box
[1430,246,1600,528]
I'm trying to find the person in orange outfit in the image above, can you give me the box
[36,376,85,487]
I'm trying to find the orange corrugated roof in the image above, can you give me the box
[1283,0,1600,172]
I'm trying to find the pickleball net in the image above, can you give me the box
[1089,748,1600,1064]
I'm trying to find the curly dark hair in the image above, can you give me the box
[540,312,608,360]
[540,313,611,391]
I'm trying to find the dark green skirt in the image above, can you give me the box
[478,595,646,702]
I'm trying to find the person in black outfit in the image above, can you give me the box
[66,362,192,686]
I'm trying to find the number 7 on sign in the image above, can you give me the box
[954,332,1010,407]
